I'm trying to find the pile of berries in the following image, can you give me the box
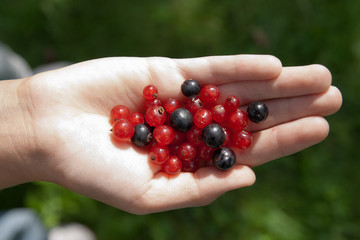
[110,80,268,175]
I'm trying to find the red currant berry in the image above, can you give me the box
[224,95,240,112]
[145,106,167,127]
[232,130,253,150]
[197,143,215,161]
[186,126,203,146]
[194,109,212,128]
[199,84,220,104]
[168,144,180,156]
[222,127,232,147]
[182,159,200,173]
[163,155,182,175]
[211,104,227,123]
[185,96,203,114]
[149,145,170,164]
[130,112,144,126]
[164,98,181,114]
[171,130,186,146]
[227,108,248,130]
[112,119,134,142]
[178,142,197,162]
[144,98,162,109]
[153,125,175,146]
[110,105,130,124]
[143,85,158,100]
[145,138,157,151]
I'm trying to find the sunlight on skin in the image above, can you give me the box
[0,55,342,214]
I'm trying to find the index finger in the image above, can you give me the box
[175,54,282,85]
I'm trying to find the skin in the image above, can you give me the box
[0,55,342,214]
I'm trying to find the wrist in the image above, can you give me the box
[0,78,40,188]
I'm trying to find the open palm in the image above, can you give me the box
[23,55,341,214]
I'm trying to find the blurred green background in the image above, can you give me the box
[0,0,359,239]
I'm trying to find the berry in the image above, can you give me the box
[182,159,199,172]
[186,126,203,146]
[185,96,203,114]
[197,143,215,161]
[163,155,182,175]
[153,125,175,145]
[247,101,269,123]
[171,130,186,146]
[145,106,167,127]
[211,104,227,123]
[164,98,181,113]
[178,142,197,162]
[112,119,134,142]
[143,85,158,100]
[130,112,145,126]
[212,147,236,171]
[224,96,240,112]
[181,79,201,98]
[194,109,212,128]
[199,84,220,104]
[131,124,152,147]
[109,80,263,175]
[202,123,225,148]
[110,105,130,124]
[232,130,252,150]
[144,98,162,109]
[169,108,193,132]
[227,108,248,130]
[222,127,232,147]
[168,144,180,156]
[149,145,170,164]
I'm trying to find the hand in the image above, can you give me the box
[2,55,342,214]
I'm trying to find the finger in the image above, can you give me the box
[237,116,329,167]
[244,86,342,132]
[133,165,255,214]
[174,55,282,85]
[218,64,332,104]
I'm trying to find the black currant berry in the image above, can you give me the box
[131,124,153,147]
[202,123,225,148]
[247,101,268,123]
[169,108,193,132]
[212,147,236,171]
[181,79,201,98]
